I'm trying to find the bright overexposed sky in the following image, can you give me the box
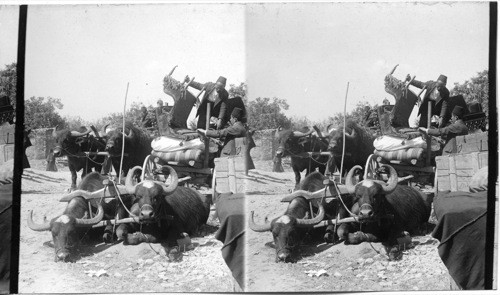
[246,2,490,123]
[0,2,492,124]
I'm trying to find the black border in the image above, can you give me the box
[485,1,498,290]
[11,5,27,294]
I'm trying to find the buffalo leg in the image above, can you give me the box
[345,231,380,244]
[293,167,301,190]
[69,166,78,190]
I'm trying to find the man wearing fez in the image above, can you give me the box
[186,76,229,130]
[406,74,451,128]
[197,107,246,155]
[419,105,469,154]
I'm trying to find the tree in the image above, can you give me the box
[0,63,17,121]
[246,97,291,130]
[450,70,488,122]
[24,96,66,130]
[94,101,156,131]
[229,83,247,101]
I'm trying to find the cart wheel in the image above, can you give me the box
[364,154,380,181]
[141,155,157,181]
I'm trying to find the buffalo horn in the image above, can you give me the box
[281,188,325,202]
[296,203,325,227]
[61,190,92,201]
[124,128,134,139]
[125,166,143,194]
[327,124,336,134]
[379,164,398,194]
[345,165,363,194]
[154,165,179,194]
[344,128,356,140]
[292,129,314,137]
[248,211,272,232]
[70,128,92,137]
[75,202,104,226]
[27,210,51,231]
[101,123,110,136]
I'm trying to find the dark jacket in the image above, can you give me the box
[205,121,246,156]
[190,81,228,129]
[427,119,468,154]
[411,79,450,128]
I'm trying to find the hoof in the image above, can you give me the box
[324,232,336,244]
[103,232,113,244]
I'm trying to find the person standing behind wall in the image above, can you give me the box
[185,76,228,130]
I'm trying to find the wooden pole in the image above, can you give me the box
[426,101,432,166]
[119,82,129,184]
[204,102,211,168]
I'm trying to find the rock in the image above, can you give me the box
[144,259,154,265]
[113,273,122,278]
[333,271,342,277]
[364,258,374,264]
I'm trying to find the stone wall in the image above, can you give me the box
[250,129,277,161]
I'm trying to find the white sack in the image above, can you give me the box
[151,136,204,153]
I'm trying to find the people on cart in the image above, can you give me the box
[139,106,154,129]
[185,75,229,130]
[406,73,451,128]
[419,105,468,154]
[197,107,255,174]
[197,107,246,156]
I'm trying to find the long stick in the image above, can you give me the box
[119,82,129,184]
[340,82,349,178]
[204,102,211,168]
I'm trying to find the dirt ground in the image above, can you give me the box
[18,159,235,293]
[245,160,452,292]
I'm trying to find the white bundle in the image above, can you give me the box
[151,136,204,153]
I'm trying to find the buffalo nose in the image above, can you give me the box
[360,208,373,217]
[277,251,291,263]
[140,209,154,220]
[56,251,69,262]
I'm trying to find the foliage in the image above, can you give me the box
[94,101,156,131]
[450,70,489,121]
[246,97,291,130]
[0,63,16,109]
[25,96,66,130]
[229,83,247,101]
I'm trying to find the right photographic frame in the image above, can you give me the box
[244,2,495,292]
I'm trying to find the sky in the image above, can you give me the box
[246,2,490,123]
[0,2,492,124]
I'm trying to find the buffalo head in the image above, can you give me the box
[249,198,325,262]
[27,198,104,262]
[345,164,398,218]
[104,126,135,155]
[275,127,314,158]
[52,125,92,157]
[124,166,179,220]
[327,125,357,154]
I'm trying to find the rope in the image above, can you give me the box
[111,181,140,221]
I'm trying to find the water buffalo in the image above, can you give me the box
[122,166,210,247]
[249,171,331,262]
[327,120,376,176]
[52,125,107,190]
[275,127,330,189]
[103,122,153,179]
[339,164,432,259]
[27,172,133,262]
